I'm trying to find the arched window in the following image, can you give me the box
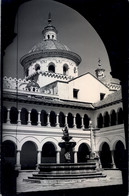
[83,114,89,128]
[59,112,65,127]
[103,112,110,127]
[21,108,28,125]
[26,69,29,77]
[67,113,73,128]
[110,110,116,126]
[97,113,103,128]
[47,35,50,39]
[50,111,56,127]
[63,64,68,75]
[10,107,18,124]
[117,108,124,124]
[31,109,38,125]
[35,64,40,71]
[42,142,56,163]
[76,113,81,128]
[41,110,47,126]
[2,106,7,123]
[48,64,55,73]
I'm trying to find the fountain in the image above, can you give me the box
[26,126,106,180]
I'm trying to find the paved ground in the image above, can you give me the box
[17,169,123,193]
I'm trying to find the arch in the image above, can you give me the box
[59,112,65,127]
[2,106,7,123]
[83,114,89,128]
[48,63,55,73]
[2,135,19,148]
[21,141,37,169]
[10,107,18,124]
[76,113,81,128]
[31,109,38,125]
[41,137,60,152]
[114,140,126,169]
[110,110,116,126]
[67,113,73,128]
[63,64,68,75]
[35,63,40,71]
[99,142,112,168]
[40,110,47,126]
[98,138,111,151]
[117,108,124,124]
[21,108,28,125]
[103,111,110,127]
[19,136,40,151]
[74,139,91,152]
[97,113,103,128]
[78,143,90,163]
[50,111,56,127]
[41,142,56,163]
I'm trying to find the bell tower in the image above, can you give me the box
[95,58,105,80]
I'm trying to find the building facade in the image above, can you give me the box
[2,15,126,170]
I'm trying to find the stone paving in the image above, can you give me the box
[16,169,123,193]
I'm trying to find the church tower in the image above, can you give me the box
[20,14,81,89]
[95,58,105,80]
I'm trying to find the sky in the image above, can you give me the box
[3,0,116,82]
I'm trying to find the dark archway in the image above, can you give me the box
[83,114,89,128]
[67,113,73,128]
[76,113,81,128]
[97,113,103,128]
[59,112,65,127]
[42,142,56,163]
[103,112,110,127]
[78,143,90,163]
[114,141,125,169]
[41,110,47,126]
[48,64,55,73]
[117,108,124,124]
[31,109,38,125]
[21,108,28,125]
[100,142,112,168]
[10,107,18,124]
[50,111,56,127]
[110,110,116,126]
[21,141,37,170]
[63,64,68,75]
[2,106,7,123]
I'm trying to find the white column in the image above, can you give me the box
[28,111,31,125]
[65,114,68,126]
[47,113,50,127]
[111,151,116,168]
[73,115,76,128]
[15,150,21,170]
[81,116,84,129]
[56,114,59,127]
[38,112,41,126]
[56,151,60,164]
[37,150,42,165]
[18,110,21,125]
[7,108,10,124]
[74,151,78,163]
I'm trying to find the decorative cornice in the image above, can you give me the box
[20,49,81,67]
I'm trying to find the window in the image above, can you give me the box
[100,93,105,100]
[48,64,55,73]
[26,69,29,77]
[35,64,40,71]
[73,89,79,99]
[63,64,68,75]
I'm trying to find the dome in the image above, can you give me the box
[29,39,70,53]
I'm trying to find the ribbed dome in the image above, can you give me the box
[29,39,70,53]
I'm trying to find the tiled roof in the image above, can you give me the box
[29,40,70,53]
[3,92,94,110]
[93,90,122,108]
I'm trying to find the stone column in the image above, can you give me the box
[89,121,95,159]
[56,114,59,127]
[65,114,68,126]
[18,110,21,125]
[47,113,50,127]
[38,112,41,126]
[15,150,21,170]
[74,151,78,163]
[81,116,84,129]
[56,151,60,164]
[28,111,31,125]
[36,150,42,169]
[73,115,76,128]
[7,108,10,124]
[111,150,116,169]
